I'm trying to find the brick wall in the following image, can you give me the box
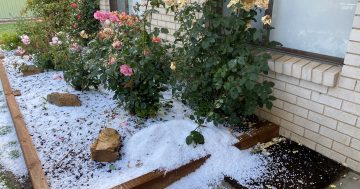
[100,0,110,12]
[100,1,360,172]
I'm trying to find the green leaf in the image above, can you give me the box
[186,135,193,145]
[191,131,205,144]
[109,164,116,170]
[161,28,169,34]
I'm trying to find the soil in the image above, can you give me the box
[0,167,32,189]
[225,139,348,189]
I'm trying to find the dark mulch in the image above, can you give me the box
[225,139,348,189]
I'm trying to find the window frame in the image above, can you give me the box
[109,0,129,13]
[265,0,347,65]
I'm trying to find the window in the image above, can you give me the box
[110,0,129,13]
[109,0,141,14]
[268,0,357,63]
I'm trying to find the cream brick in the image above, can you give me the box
[259,110,281,125]
[274,55,292,73]
[342,101,360,116]
[347,41,360,54]
[356,2,360,14]
[280,119,305,136]
[276,74,300,85]
[344,53,360,67]
[301,61,321,81]
[263,77,286,91]
[267,60,275,71]
[285,84,311,99]
[320,127,351,145]
[153,13,163,20]
[311,64,333,84]
[292,59,311,79]
[338,76,357,90]
[355,81,360,92]
[323,66,341,87]
[157,20,167,27]
[353,15,360,29]
[311,92,342,109]
[273,99,284,108]
[271,107,294,121]
[273,89,297,104]
[357,118,360,127]
[308,111,338,130]
[349,28,360,42]
[305,130,333,148]
[161,15,174,22]
[297,97,324,114]
[346,158,360,173]
[268,54,283,71]
[341,65,360,80]
[337,122,360,140]
[291,133,316,150]
[151,19,158,25]
[279,127,291,138]
[167,35,175,42]
[316,144,346,163]
[324,107,357,125]
[166,22,176,30]
[300,80,328,93]
[266,71,276,79]
[283,57,302,76]
[351,138,360,151]
[294,115,320,132]
[283,102,308,118]
[333,141,360,162]
[328,87,360,104]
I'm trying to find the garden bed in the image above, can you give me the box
[225,139,348,189]
[0,50,269,188]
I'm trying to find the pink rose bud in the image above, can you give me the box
[112,41,122,49]
[152,37,161,43]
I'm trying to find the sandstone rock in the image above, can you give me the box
[91,128,121,162]
[47,92,81,107]
[0,54,4,59]
[20,65,42,76]
[13,90,21,96]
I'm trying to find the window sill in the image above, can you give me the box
[267,52,342,87]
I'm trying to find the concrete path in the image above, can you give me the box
[326,171,360,189]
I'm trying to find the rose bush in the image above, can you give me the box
[85,6,171,117]
[18,0,100,70]
[170,0,276,136]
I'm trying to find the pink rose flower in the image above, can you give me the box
[94,11,110,22]
[49,36,62,46]
[112,40,122,49]
[108,56,116,65]
[69,43,81,52]
[20,35,30,45]
[71,3,78,8]
[152,37,161,43]
[109,13,120,22]
[94,11,102,20]
[120,64,133,76]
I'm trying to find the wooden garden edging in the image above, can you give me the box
[112,155,210,189]
[113,121,279,189]
[235,121,279,150]
[0,60,49,189]
[225,121,280,188]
